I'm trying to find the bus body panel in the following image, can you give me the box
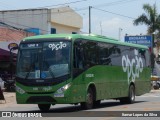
[16,34,151,106]
[16,66,150,104]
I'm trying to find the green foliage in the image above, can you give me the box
[133,3,160,35]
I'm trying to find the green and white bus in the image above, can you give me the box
[16,34,151,111]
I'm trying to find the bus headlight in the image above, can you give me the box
[16,86,25,94]
[54,83,71,97]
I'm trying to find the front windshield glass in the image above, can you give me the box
[16,41,71,79]
[42,42,70,78]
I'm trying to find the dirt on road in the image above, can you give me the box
[0,92,16,106]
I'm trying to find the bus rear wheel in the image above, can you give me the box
[38,104,51,111]
[81,88,94,110]
[120,85,135,104]
[94,100,101,107]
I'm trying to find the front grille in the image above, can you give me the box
[26,96,56,103]
[16,75,69,86]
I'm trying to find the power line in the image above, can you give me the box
[0,0,141,19]
[0,0,88,10]
[0,6,89,20]
[0,19,50,33]
[0,21,20,30]
[0,0,89,19]
[0,22,36,40]
[0,7,135,35]
[93,0,140,8]
[0,6,88,33]
[92,7,135,19]
[0,0,18,10]
[28,0,140,9]
[0,0,139,34]
[34,0,89,9]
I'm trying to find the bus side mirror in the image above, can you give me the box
[8,43,19,51]
[11,46,19,50]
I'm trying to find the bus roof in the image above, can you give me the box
[23,34,148,49]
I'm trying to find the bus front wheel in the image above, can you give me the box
[81,88,94,109]
[38,104,51,111]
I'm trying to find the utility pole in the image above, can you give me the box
[118,28,123,40]
[100,21,102,35]
[151,32,155,74]
[89,6,92,34]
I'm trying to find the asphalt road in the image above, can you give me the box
[0,90,160,120]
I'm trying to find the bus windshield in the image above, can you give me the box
[16,41,71,79]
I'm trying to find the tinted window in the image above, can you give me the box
[98,42,112,65]
[73,39,98,77]
[73,40,84,70]
[108,45,121,66]
[17,41,71,79]
[83,41,98,67]
[74,40,98,69]
[73,39,149,78]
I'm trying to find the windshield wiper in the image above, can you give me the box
[49,68,55,78]
[25,64,33,80]
[43,55,55,79]
[43,62,55,79]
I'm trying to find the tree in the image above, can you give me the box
[133,3,160,46]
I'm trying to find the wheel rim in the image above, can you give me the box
[85,88,94,109]
[87,93,93,105]
[130,86,135,101]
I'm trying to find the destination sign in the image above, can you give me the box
[20,43,42,49]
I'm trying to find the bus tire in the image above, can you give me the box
[94,100,101,107]
[120,85,135,104]
[81,87,94,110]
[127,85,135,103]
[38,104,51,111]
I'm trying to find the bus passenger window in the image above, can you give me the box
[83,41,97,67]
[98,43,112,65]
[73,40,85,77]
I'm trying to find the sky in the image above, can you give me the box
[0,0,159,41]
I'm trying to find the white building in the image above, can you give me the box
[0,6,83,35]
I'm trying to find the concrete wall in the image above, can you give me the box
[51,6,83,33]
[0,9,49,34]
[0,7,83,35]
[51,22,80,34]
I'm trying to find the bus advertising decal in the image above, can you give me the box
[122,49,143,84]
[48,42,67,51]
